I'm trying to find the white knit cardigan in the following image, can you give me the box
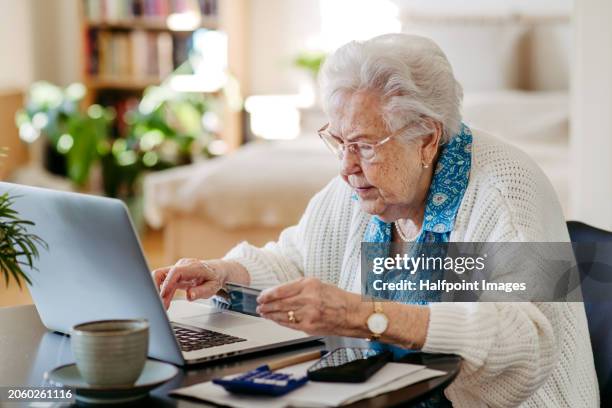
[224,129,599,407]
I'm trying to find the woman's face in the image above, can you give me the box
[329,90,438,222]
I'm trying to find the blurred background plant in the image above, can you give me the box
[14,81,221,199]
[15,81,112,188]
[293,51,327,79]
[107,85,220,198]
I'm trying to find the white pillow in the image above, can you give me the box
[524,24,570,91]
[462,90,568,143]
[403,19,528,92]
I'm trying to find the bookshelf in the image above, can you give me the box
[79,0,249,149]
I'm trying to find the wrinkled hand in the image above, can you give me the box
[153,258,227,310]
[256,277,361,336]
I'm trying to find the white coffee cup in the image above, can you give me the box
[71,319,149,387]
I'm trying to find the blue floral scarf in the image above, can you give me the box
[363,123,473,246]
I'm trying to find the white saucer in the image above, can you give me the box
[44,359,179,404]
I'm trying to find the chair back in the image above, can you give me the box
[567,221,612,406]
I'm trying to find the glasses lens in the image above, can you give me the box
[358,144,375,161]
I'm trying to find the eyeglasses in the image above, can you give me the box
[317,123,413,162]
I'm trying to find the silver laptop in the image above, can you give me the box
[1,182,314,365]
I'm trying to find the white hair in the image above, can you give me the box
[318,33,463,143]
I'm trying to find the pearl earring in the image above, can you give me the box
[422,162,430,169]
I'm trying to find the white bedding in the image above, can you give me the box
[144,137,338,229]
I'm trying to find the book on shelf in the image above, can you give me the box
[84,0,218,22]
[85,29,191,82]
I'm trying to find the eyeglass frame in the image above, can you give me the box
[317,122,419,162]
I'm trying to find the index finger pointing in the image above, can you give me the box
[152,266,171,291]
[257,278,305,304]
[160,264,182,299]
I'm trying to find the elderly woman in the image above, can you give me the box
[154,34,598,406]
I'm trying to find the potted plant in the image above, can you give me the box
[0,191,46,289]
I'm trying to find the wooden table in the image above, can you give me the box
[0,305,461,407]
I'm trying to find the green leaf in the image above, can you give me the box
[65,115,105,186]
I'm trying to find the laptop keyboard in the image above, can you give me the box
[173,325,247,352]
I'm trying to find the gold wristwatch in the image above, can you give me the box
[366,301,389,340]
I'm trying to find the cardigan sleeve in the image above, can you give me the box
[222,225,304,289]
[222,177,348,289]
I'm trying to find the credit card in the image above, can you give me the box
[226,282,262,317]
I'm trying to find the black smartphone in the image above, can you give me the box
[307,347,392,383]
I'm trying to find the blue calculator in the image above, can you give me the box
[212,350,325,396]
[213,365,308,396]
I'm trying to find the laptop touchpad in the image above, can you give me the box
[168,300,220,320]
[185,312,259,329]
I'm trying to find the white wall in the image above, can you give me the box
[0,0,80,92]
[247,0,404,95]
[0,0,34,90]
[247,0,408,96]
[248,0,323,95]
[247,0,573,96]
[393,0,572,16]
[31,0,81,86]
[570,0,612,229]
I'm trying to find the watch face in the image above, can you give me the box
[367,312,388,334]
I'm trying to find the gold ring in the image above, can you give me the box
[288,310,296,323]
